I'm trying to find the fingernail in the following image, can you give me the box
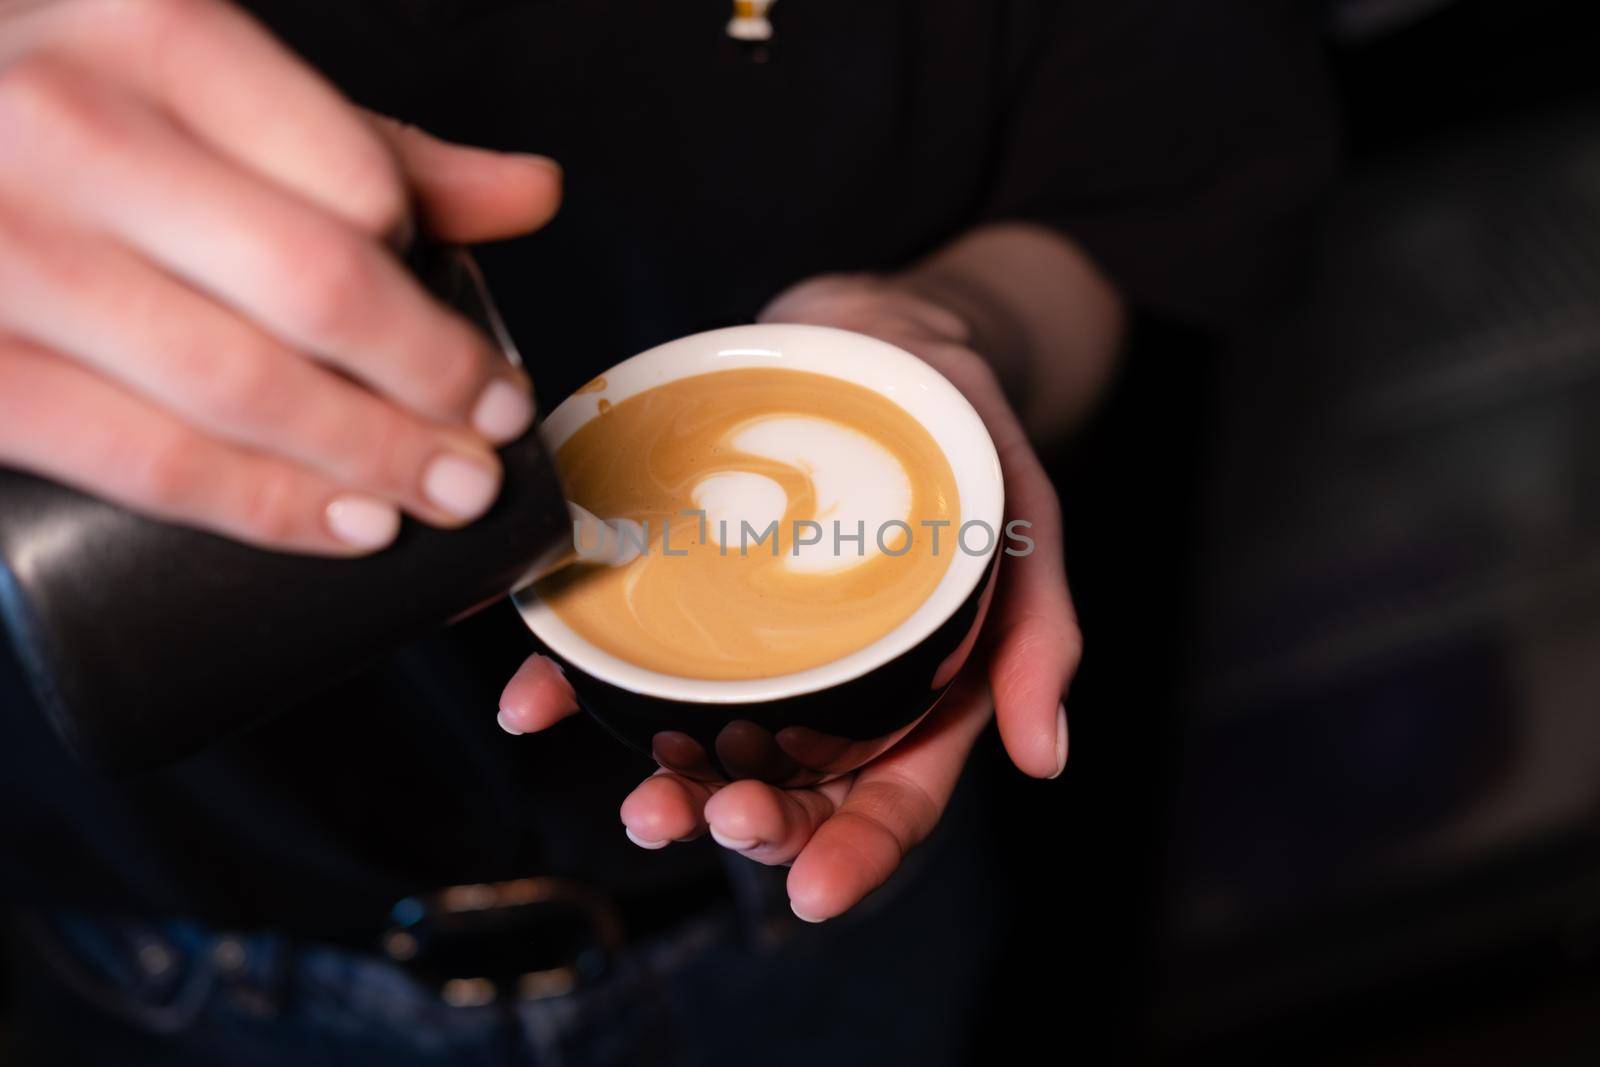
[789,900,827,924]
[423,453,500,520]
[471,378,534,443]
[1050,702,1069,779]
[710,827,760,852]
[496,708,524,736]
[516,153,563,179]
[325,494,400,550]
[625,828,669,851]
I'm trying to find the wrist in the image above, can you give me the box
[897,223,1127,440]
[889,269,1034,415]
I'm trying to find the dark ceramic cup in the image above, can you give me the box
[514,324,1003,787]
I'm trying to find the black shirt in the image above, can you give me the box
[0,0,1336,933]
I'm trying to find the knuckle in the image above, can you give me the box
[131,0,190,25]
[0,204,19,260]
[124,427,200,510]
[0,56,98,141]
[996,612,1081,694]
[341,151,408,237]
[337,408,414,493]
[235,466,304,545]
[1017,609,1078,658]
[1061,623,1085,675]
[948,346,1003,394]
[96,0,231,90]
[97,0,213,48]
[0,207,49,291]
[279,234,373,342]
[997,436,1053,496]
[0,342,40,448]
[415,326,488,414]
[836,805,915,866]
[106,0,197,25]
[188,345,279,425]
[848,781,932,854]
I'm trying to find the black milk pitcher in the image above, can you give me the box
[0,244,572,773]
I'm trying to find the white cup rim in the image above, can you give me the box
[513,323,1004,703]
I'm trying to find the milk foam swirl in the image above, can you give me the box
[536,368,959,680]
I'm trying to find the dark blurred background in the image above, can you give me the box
[5,0,1600,1061]
[977,0,1600,1061]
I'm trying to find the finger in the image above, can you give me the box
[759,277,970,343]
[0,339,398,554]
[0,66,532,443]
[988,438,1080,779]
[933,349,1081,779]
[8,0,414,240]
[713,719,801,782]
[0,205,502,527]
[702,778,847,865]
[619,772,720,850]
[650,731,720,779]
[497,655,578,735]
[369,115,563,243]
[786,679,992,922]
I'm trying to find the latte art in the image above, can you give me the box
[536,368,960,680]
[684,413,918,574]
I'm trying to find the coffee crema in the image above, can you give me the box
[537,367,960,680]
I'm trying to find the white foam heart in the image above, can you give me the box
[687,415,912,573]
[690,471,789,552]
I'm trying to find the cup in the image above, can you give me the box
[514,324,1004,786]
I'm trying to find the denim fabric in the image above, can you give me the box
[6,781,999,1067]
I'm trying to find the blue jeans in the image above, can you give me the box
[6,784,1000,1067]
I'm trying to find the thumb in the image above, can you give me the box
[368,114,563,243]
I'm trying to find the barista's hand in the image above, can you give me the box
[500,275,1080,922]
[0,0,561,553]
